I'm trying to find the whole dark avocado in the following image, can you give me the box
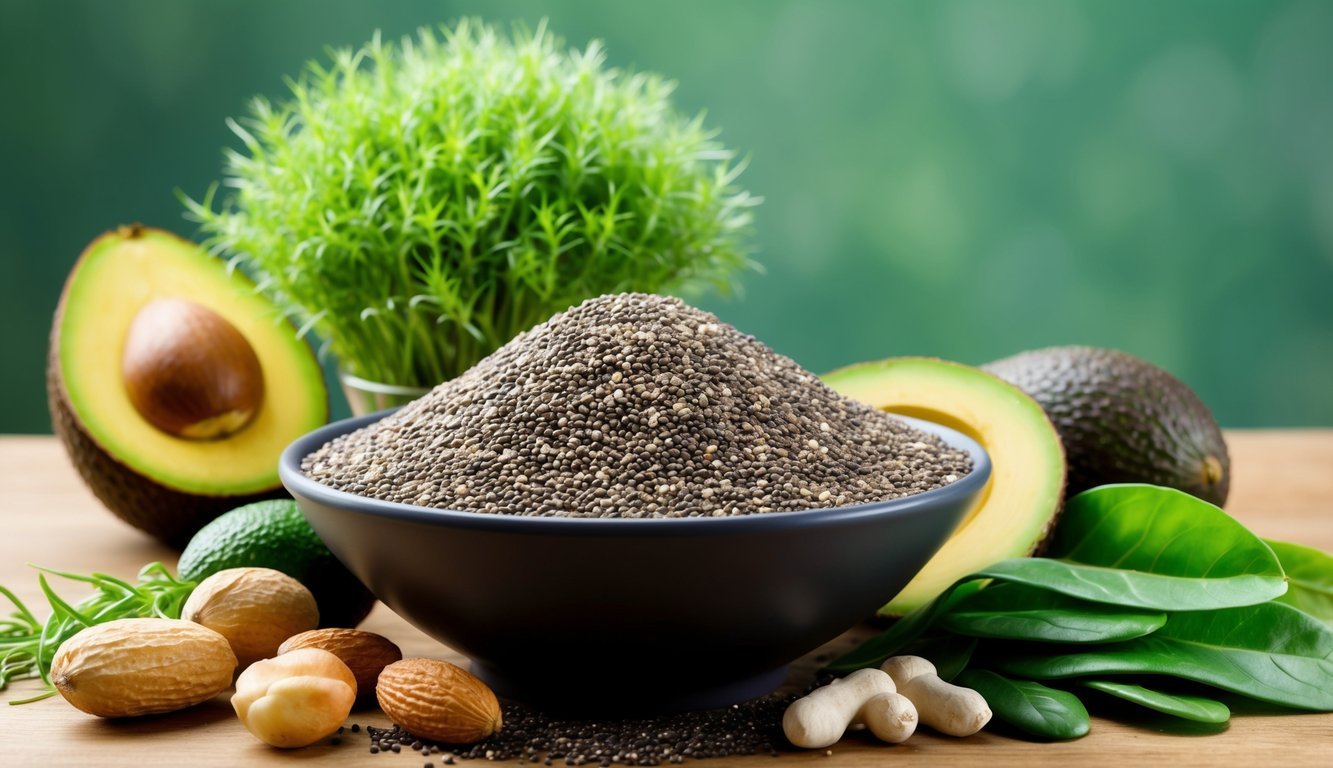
[983,346,1230,506]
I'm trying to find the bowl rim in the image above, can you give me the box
[279,408,991,535]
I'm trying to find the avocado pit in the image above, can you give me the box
[122,297,265,440]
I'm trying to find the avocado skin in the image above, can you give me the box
[44,226,321,549]
[983,346,1230,506]
[47,352,287,548]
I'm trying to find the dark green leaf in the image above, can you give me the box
[941,583,1166,643]
[1053,484,1284,582]
[898,633,978,682]
[1266,539,1333,626]
[956,669,1090,740]
[825,580,983,672]
[992,601,1333,710]
[977,558,1282,611]
[1081,680,1229,723]
[974,485,1286,610]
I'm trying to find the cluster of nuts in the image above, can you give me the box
[50,567,502,750]
[783,655,992,748]
[51,567,987,754]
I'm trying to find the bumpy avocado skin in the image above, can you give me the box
[177,500,377,629]
[983,346,1230,506]
[45,226,327,548]
[46,352,286,548]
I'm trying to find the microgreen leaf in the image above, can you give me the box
[0,563,196,701]
[184,19,757,387]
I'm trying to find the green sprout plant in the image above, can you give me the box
[1,563,195,703]
[185,20,757,389]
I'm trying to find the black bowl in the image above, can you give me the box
[279,411,990,713]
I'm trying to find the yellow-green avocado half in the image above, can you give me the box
[823,358,1067,616]
[47,225,328,547]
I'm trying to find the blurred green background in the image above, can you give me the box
[2,0,1331,431]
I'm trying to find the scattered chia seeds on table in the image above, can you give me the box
[355,690,802,765]
[303,293,971,517]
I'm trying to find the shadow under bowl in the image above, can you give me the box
[279,411,990,713]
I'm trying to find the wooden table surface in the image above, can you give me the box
[2,432,1331,766]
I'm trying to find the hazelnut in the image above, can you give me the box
[232,647,356,748]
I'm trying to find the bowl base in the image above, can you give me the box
[471,661,789,716]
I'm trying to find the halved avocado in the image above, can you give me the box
[48,225,328,547]
[823,358,1066,616]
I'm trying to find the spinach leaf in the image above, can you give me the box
[1052,484,1285,586]
[1081,680,1230,723]
[978,485,1286,610]
[977,558,1283,611]
[1266,539,1333,626]
[992,601,1333,710]
[897,633,978,682]
[956,669,1089,740]
[831,485,1289,683]
[826,580,984,672]
[941,583,1166,643]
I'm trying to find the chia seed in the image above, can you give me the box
[354,688,806,765]
[303,293,971,517]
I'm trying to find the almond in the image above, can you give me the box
[183,567,319,668]
[278,628,402,696]
[52,618,237,718]
[376,658,502,744]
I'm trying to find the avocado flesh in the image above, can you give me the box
[48,226,328,546]
[823,358,1066,616]
[983,346,1230,507]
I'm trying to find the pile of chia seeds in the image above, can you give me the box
[303,293,971,517]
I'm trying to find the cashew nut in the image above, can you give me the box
[880,655,991,737]
[783,668,918,748]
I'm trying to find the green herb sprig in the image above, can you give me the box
[831,484,1333,739]
[0,563,195,703]
[185,19,758,388]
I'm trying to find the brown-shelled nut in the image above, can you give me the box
[376,658,502,744]
[51,618,237,718]
[278,628,402,696]
[182,567,319,668]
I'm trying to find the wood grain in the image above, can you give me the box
[2,432,1331,766]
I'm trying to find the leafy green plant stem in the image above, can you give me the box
[0,563,195,702]
[185,20,757,388]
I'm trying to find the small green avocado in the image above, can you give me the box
[178,500,377,629]
[983,346,1230,506]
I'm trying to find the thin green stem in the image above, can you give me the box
[0,563,195,701]
[184,19,756,388]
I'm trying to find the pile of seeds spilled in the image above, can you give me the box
[354,691,802,765]
[303,293,971,517]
